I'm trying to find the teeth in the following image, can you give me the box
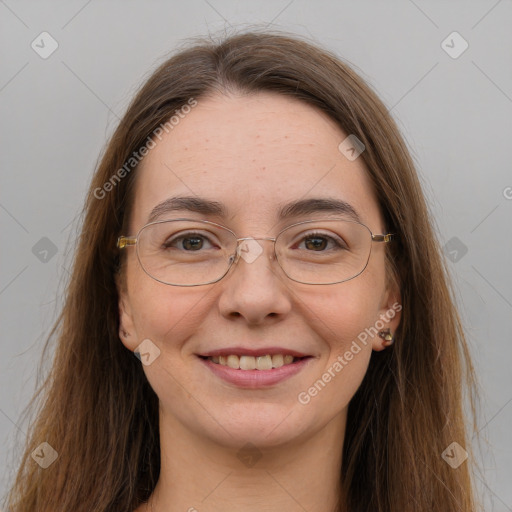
[227,355,239,369]
[240,355,256,370]
[208,354,301,370]
[271,354,284,368]
[256,355,273,370]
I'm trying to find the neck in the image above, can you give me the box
[147,408,347,512]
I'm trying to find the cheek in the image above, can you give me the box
[296,281,379,416]
[297,265,384,384]
[126,260,208,346]
[304,268,384,352]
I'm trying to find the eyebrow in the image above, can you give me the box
[147,196,362,224]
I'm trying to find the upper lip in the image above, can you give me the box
[199,346,310,358]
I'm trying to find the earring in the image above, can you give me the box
[120,330,129,338]
[378,328,394,347]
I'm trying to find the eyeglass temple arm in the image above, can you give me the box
[372,234,395,243]
[117,236,137,249]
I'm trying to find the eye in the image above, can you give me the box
[295,231,348,252]
[163,231,217,251]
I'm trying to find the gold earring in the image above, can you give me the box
[378,328,394,347]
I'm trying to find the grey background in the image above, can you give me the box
[1,0,511,509]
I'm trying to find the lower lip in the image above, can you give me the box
[199,357,312,388]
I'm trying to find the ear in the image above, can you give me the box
[117,281,138,352]
[371,279,402,352]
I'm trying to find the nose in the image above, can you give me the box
[217,237,292,324]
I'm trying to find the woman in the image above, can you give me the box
[5,31,479,511]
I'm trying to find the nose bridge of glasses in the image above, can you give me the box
[234,236,277,262]
[237,236,276,242]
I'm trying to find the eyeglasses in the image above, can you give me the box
[117,218,395,286]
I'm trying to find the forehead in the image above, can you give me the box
[131,92,382,231]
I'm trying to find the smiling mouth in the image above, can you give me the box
[199,354,309,371]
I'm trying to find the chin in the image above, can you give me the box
[198,402,315,449]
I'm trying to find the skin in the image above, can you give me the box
[119,91,401,512]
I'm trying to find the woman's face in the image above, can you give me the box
[118,91,401,449]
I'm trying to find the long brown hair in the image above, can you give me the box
[5,30,479,511]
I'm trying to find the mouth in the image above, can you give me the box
[197,348,314,388]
